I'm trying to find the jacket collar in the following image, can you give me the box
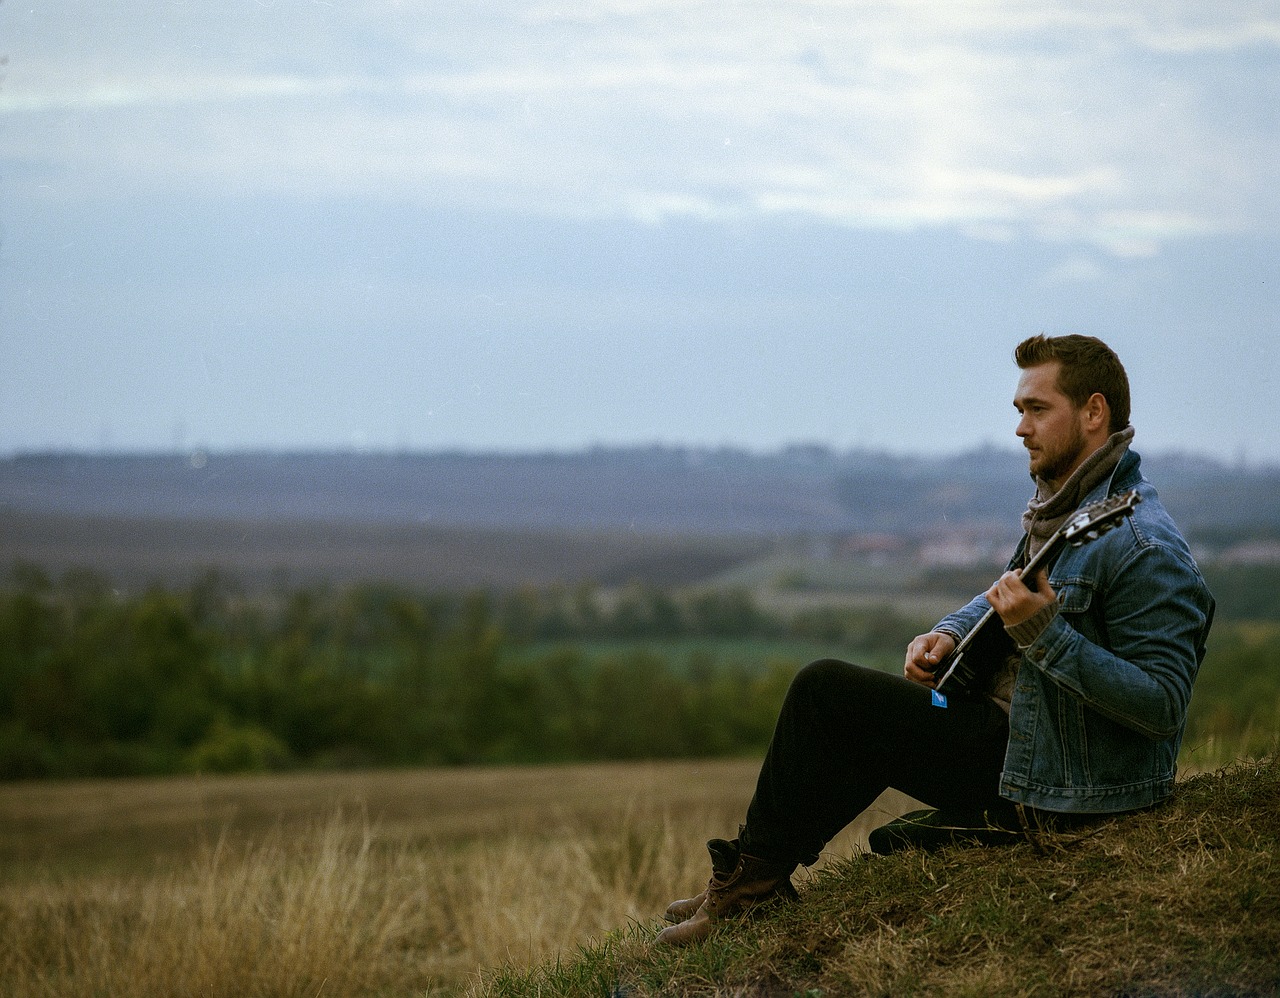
[1085,445,1142,506]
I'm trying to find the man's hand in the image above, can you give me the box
[903,631,956,688]
[985,568,1056,628]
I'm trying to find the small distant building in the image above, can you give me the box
[837,533,907,565]
[917,530,1010,568]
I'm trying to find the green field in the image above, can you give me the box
[504,635,904,674]
[2,567,1276,778]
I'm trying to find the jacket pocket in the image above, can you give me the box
[1054,578,1095,615]
[1054,578,1111,652]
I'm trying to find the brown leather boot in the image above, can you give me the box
[663,889,706,923]
[663,837,739,923]
[655,851,798,946]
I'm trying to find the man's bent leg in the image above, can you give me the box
[656,659,1008,946]
[740,658,1009,865]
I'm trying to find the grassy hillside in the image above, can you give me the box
[482,755,1280,998]
[2,755,1274,996]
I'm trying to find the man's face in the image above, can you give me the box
[1014,361,1090,486]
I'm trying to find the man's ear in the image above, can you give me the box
[1084,392,1110,431]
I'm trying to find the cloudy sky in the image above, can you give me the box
[2,0,1277,461]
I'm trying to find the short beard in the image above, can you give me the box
[1033,424,1089,487]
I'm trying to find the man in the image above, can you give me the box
[657,334,1214,946]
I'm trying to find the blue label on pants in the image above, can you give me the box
[931,689,948,708]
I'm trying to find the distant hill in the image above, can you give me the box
[2,446,1276,538]
[2,447,1276,591]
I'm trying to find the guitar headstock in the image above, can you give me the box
[1062,489,1142,546]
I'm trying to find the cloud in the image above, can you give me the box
[1040,254,1107,286]
[2,0,1278,254]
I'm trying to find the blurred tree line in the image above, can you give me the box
[1,562,1275,779]
[0,565,925,779]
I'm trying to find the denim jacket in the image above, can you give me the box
[935,448,1215,813]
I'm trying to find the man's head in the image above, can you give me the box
[1012,334,1131,489]
[1014,334,1131,432]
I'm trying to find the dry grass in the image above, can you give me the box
[0,759,921,997]
[8,754,1268,998]
[1,814,415,996]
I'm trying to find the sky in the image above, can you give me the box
[2,1,1278,463]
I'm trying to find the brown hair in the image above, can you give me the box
[1014,334,1131,433]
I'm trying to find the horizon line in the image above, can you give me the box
[0,441,1271,471]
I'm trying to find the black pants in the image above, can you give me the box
[739,659,1011,866]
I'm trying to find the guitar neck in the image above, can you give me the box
[931,488,1140,694]
[1018,526,1066,582]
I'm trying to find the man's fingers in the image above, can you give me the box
[905,632,955,682]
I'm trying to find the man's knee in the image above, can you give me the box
[790,658,858,698]
[788,658,905,713]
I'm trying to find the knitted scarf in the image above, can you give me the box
[1021,426,1135,562]
[982,426,1135,712]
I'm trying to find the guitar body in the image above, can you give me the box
[932,489,1141,695]
[936,615,1017,696]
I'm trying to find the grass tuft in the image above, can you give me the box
[0,808,425,997]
